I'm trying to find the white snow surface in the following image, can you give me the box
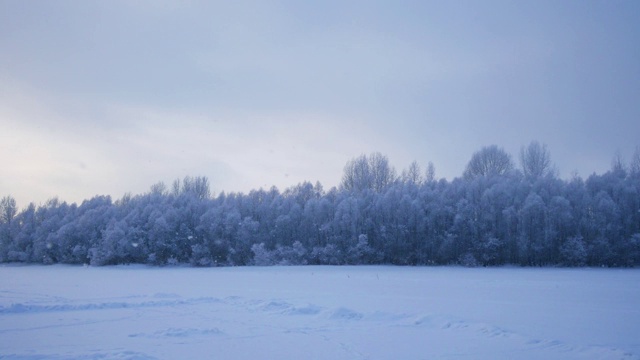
[1,265,638,359]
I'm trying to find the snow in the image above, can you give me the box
[1,265,639,359]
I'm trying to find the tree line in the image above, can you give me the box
[1,142,640,267]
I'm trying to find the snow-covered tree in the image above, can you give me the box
[520,141,554,180]
[2,146,640,268]
[401,161,423,185]
[341,153,396,192]
[630,146,640,177]
[464,145,514,179]
[560,236,587,266]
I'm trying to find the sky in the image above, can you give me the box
[1,0,639,207]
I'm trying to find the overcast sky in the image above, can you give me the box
[1,0,639,206]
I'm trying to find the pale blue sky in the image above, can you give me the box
[1,0,639,206]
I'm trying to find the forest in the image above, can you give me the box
[1,142,640,267]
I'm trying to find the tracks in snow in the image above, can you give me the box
[1,292,636,360]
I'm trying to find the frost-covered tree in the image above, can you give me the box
[182,176,211,200]
[149,181,168,196]
[341,153,396,192]
[7,203,36,262]
[630,146,640,177]
[518,193,548,265]
[347,234,375,264]
[560,236,587,266]
[228,216,259,265]
[520,141,554,180]
[0,195,18,261]
[0,196,17,224]
[401,161,423,185]
[617,234,640,267]
[2,146,640,268]
[611,151,627,178]
[464,145,514,179]
[31,198,71,264]
[425,161,436,184]
[251,243,274,266]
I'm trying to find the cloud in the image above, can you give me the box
[2,1,639,206]
[117,106,387,192]
[0,82,388,205]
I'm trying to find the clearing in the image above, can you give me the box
[1,265,638,359]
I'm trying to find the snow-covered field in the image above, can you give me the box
[1,265,638,360]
